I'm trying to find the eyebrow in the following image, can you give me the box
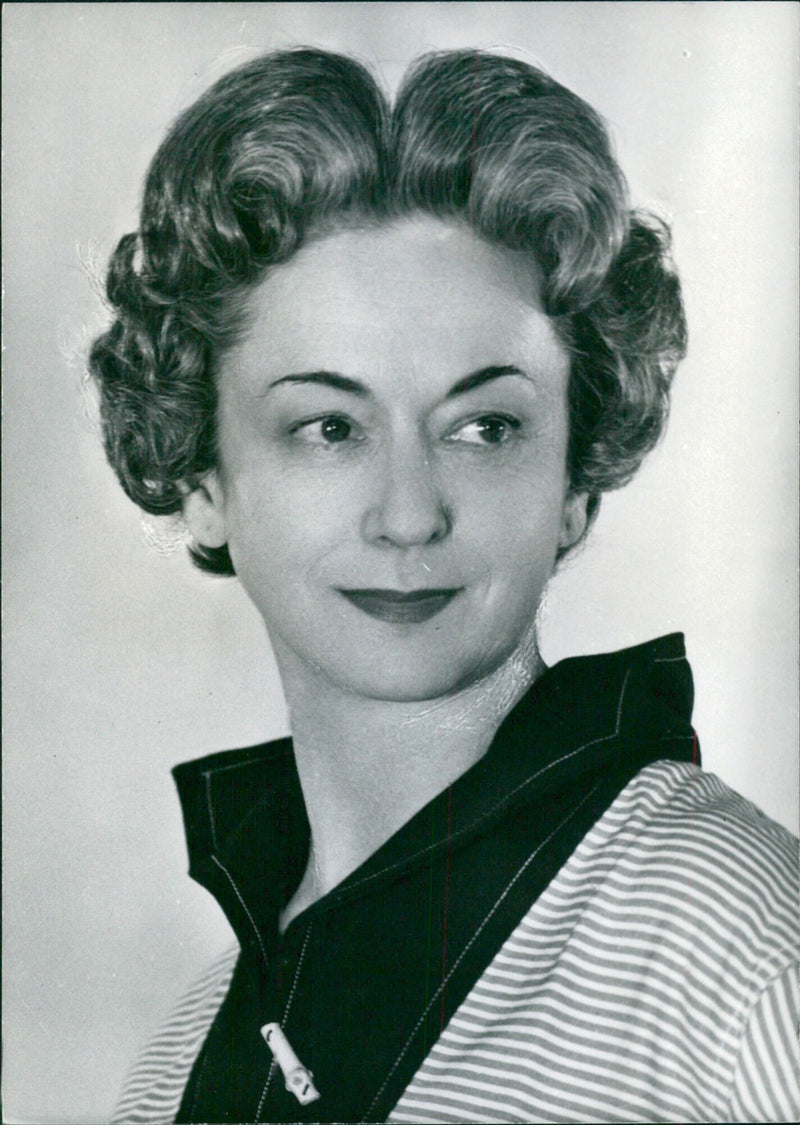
[265,371,368,396]
[264,364,530,398]
[445,365,530,398]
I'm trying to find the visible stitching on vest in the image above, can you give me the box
[205,752,288,773]
[362,776,605,1122]
[186,1030,212,1122]
[346,670,631,895]
[203,771,219,852]
[199,670,635,896]
[201,754,292,848]
[614,669,630,729]
[284,920,313,1019]
[210,855,268,966]
[255,920,314,1120]
[255,1057,279,1121]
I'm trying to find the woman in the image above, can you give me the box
[92,48,798,1124]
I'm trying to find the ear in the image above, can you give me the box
[558,489,591,553]
[182,473,227,549]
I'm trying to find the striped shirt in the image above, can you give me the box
[113,760,799,1123]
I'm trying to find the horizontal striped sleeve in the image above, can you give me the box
[389,762,799,1124]
[727,966,800,1123]
[111,944,238,1125]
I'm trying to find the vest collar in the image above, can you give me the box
[173,633,698,947]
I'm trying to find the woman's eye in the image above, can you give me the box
[447,415,521,446]
[291,415,362,445]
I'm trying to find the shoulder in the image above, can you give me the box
[390,765,798,1123]
[570,761,796,912]
[555,762,798,979]
[608,758,796,859]
[111,944,238,1124]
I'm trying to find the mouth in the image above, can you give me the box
[337,588,463,624]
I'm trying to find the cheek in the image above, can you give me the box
[458,475,569,604]
[222,461,346,581]
[453,456,569,540]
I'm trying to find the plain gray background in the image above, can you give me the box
[3,3,798,1121]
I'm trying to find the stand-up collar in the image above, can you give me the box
[173,633,698,949]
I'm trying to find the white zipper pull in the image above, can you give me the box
[260,1022,321,1106]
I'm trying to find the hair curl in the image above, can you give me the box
[89,48,686,575]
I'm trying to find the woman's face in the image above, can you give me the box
[187,216,588,702]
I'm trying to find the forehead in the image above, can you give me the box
[228,216,569,388]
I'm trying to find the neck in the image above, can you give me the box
[275,629,543,929]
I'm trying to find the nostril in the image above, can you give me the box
[430,504,453,543]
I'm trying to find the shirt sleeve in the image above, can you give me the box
[727,965,800,1123]
[111,944,238,1125]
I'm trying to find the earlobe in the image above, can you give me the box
[558,490,591,552]
[182,474,228,548]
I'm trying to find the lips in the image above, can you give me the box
[337,588,463,624]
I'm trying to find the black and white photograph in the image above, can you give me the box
[3,3,798,1122]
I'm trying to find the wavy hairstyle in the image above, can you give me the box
[89,48,687,574]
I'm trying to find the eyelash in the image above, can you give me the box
[445,414,522,446]
[288,415,365,446]
[287,412,522,448]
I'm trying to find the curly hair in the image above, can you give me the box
[89,47,686,575]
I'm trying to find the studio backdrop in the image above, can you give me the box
[3,3,797,1121]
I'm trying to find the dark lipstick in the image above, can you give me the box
[337,588,462,624]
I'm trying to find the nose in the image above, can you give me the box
[361,434,452,548]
